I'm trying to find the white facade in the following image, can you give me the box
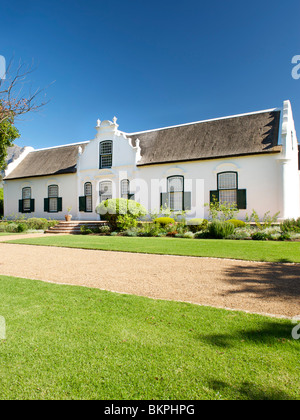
[3,101,300,221]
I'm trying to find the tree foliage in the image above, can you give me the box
[0,116,20,171]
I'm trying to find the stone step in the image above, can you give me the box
[45,220,109,234]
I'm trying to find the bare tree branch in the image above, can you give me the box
[0,59,52,126]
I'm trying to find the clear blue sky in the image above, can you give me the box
[1,0,299,149]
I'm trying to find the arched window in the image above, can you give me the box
[167,176,184,211]
[84,182,93,212]
[99,181,112,202]
[48,185,59,212]
[121,179,130,199]
[99,141,113,169]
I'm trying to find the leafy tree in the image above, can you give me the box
[0,116,20,171]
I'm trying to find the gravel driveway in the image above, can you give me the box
[0,234,299,318]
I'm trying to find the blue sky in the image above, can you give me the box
[1,0,299,149]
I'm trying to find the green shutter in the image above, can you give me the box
[79,196,86,212]
[30,199,35,213]
[183,192,191,211]
[160,192,169,208]
[44,198,49,212]
[19,200,23,213]
[57,197,63,212]
[237,189,247,210]
[210,190,219,204]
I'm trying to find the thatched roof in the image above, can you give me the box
[5,143,87,180]
[4,109,281,180]
[130,110,281,166]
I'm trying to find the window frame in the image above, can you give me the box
[120,179,130,199]
[99,180,113,203]
[217,171,238,206]
[48,184,59,213]
[22,187,32,213]
[99,140,113,169]
[84,182,93,213]
[167,175,184,212]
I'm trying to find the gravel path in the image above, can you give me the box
[0,234,299,318]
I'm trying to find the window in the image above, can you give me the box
[19,187,34,213]
[84,182,93,212]
[48,185,59,212]
[99,141,113,169]
[121,179,130,199]
[218,172,238,206]
[210,172,247,210]
[99,181,112,202]
[168,176,184,211]
[22,187,31,212]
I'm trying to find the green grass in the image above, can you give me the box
[0,275,299,400]
[7,235,300,263]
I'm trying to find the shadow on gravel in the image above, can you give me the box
[223,262,300,300]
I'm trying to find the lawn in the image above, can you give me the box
[6,235,300,263]
[0,275,299,400]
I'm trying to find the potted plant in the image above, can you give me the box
[65,207,72,222]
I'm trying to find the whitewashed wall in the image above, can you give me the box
[3,102,300,222]
[3,174,78,220]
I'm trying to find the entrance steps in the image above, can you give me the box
[45,221,108,234]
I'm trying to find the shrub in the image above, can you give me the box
[251,231,271,241]
[26,218,50,231]
[278,232,291,241]
[96,199,147,230]
[116,214,138,231]
[98,225,111,234]
[183,231,195,239]
[154,217,175,226]
[0,222,8,232]
[281,218,300,233]
[187,218,209,233]
[122,228,138,237]
[17,223,28,233]
[80,226,93,235]
[138,223,162,237]
[227,228,252,240]
[246,210,280,230]
[194,230,210,239]
[208,220,235,239]
[226,219,246,228]
[5,223,18,233]
[205,200,239,221]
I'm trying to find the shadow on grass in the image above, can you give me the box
[223,262,300,300]
[208,379,296,400]
[198,321,294,348]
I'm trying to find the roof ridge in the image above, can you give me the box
[127,108,279,136]
[32,140,90,153]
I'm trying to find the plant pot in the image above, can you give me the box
[65,215,72,222]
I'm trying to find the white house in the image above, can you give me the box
[3,100,300,221]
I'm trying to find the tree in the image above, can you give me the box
[0,59,49,170]
[0,117,20,171]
